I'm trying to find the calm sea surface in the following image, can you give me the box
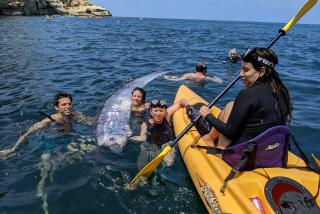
[0,16,319,213]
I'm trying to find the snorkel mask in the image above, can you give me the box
[150,99,168,108]
[241,48,275,69]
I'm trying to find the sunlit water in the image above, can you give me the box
[0,16,319,213]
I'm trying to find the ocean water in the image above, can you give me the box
[0,16,319,213]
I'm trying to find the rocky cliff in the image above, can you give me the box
[0,0,111,17]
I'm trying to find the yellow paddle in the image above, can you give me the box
[312,154,320,167]
[129,0,318,185]
[282,0,317,32]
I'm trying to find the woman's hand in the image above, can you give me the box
[199,106,211,117]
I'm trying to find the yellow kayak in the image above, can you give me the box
[173,84,320,214]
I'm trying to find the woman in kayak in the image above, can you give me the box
[199,47,292,148]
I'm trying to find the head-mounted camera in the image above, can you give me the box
[241,48,275,68]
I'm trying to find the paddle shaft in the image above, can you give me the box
[169,30,288,148]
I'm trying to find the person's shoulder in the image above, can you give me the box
[237,87,255,98]
[183,72,194,78]
[73,111,83,116]
[50,113,60,121]
[71,111,85,120]
[237,85,264,101]
[144,103,150,109]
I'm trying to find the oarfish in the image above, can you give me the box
[97,72,166,153]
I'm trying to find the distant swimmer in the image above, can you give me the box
[46,15,53,20]
[164,61,223,83]
[0,92,94,159]
[223,48,240,64]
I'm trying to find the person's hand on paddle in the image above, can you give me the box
[199,106,211,117]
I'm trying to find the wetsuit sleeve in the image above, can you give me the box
[205,89,255,140]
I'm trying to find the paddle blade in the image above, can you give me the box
[130,145,172,185]
[282,0,317,32]
[311,153,320,167]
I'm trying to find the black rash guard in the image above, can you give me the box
[205,81,287,145]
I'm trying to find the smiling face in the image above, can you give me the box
[55,97,73,116]
[150,107,166,124]
[131,90,144,107]
[230,52,237,60]
[240,61,264,87]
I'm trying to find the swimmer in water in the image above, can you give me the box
[164,61,223,83]
[0,92,94,159]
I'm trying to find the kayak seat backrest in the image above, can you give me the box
[222,126,290,171]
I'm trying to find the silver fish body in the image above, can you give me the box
[97,72,166,153]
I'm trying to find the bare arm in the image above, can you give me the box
[164,73,191,81]
[166,99,189,120]
[128,122,147,142]
[0,119,51,159]
[206,76,223,84]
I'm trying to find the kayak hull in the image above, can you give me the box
[173,84,320,214]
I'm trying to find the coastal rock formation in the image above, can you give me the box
[0,0,111,17]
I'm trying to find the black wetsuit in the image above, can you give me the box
[205,81,287,146]
[146,119,174,147]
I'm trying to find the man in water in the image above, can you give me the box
[0,92,95,214]
[0,92,94,159]
[129,98,189,169]
[164,61,223,83]
[223,48,239,64]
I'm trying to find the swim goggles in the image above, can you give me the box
[241,48,275,68]
[150,99,167,108]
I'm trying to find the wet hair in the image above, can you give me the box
[243,47,292,122]
[54,92,72,107]
[196,61,207,73]
[131,87,146,103]
[228,48,237,58]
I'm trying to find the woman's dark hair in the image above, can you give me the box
[54,92,72,106]
[247,48,292,122]
[132,87,146,103]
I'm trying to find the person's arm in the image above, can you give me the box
[199,89,253,139]
[128,122,147,142]
[0,119,51,159]
[206,76,223,84]
[73,112,95,126]
[164,73,191,81]
[166,99,189,120]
